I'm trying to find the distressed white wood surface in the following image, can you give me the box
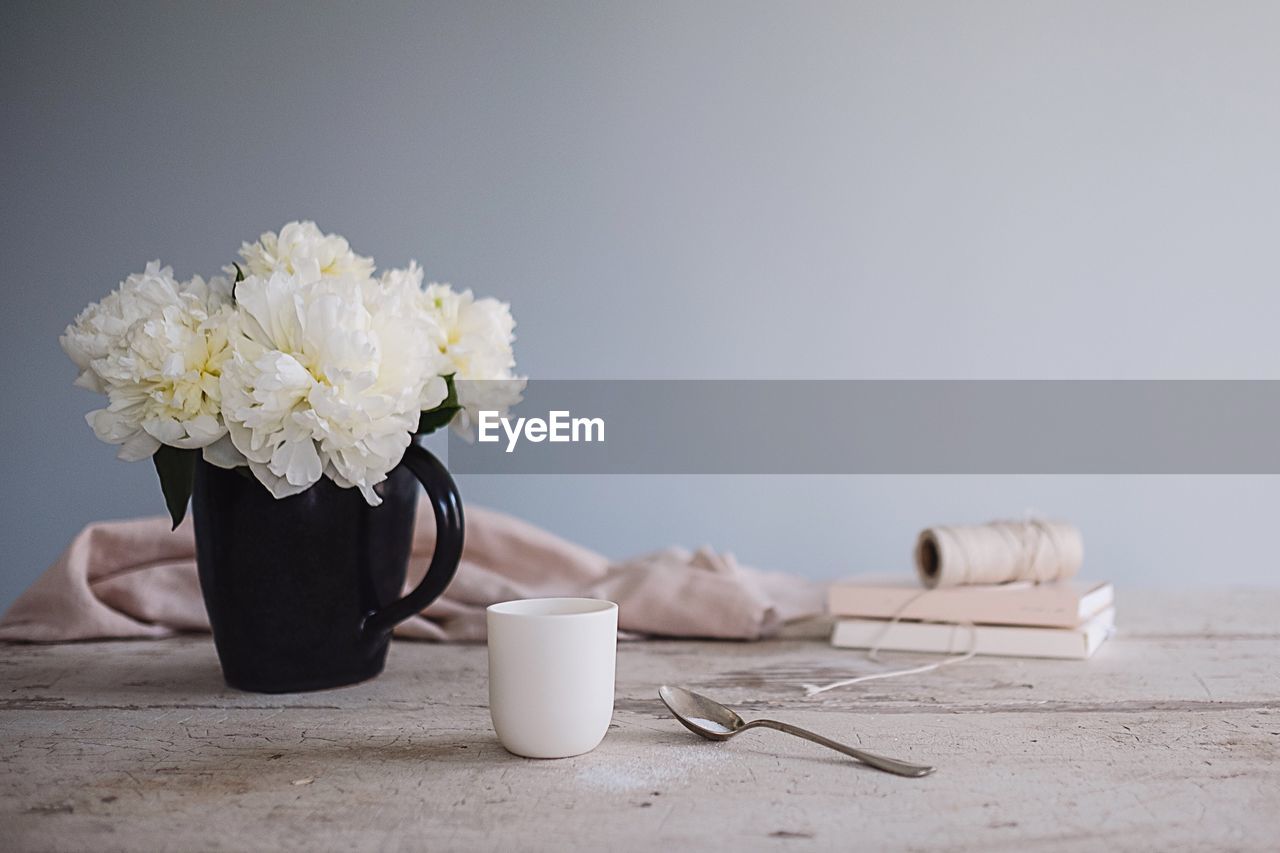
[1,589,1277,851]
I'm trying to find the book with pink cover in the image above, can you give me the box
[827,577,1113,628]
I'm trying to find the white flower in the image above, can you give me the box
[416,278,523,434]
[216,269,449,504]
[60,261,232,461]
[66,225,522,503]
[234,221,375,281]
[422,281,516,380]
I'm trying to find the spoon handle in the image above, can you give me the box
[744,720,934,778]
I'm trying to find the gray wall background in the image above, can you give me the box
[3,0,1278,612]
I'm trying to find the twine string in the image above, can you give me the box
[804,519,1081,697]
[802,588,977,697]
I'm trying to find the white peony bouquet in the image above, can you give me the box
[62,221,522,526]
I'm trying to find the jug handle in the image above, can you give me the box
[362,443,464,638]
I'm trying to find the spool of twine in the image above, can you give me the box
[914,520,1083,589]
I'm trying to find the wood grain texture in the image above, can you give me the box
[1,589,1277,851]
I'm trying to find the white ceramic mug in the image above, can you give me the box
[486,597,618,758]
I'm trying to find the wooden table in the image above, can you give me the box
[2,589,1277,851]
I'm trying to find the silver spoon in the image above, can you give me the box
[658,685,934,778]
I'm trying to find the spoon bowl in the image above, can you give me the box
[659,685,744,739]
[658,684,935,778]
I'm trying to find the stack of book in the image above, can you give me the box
[827,578,1115,659]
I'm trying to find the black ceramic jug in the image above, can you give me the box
[192,444,463,693]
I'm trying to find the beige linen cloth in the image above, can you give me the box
[0,505,822,643]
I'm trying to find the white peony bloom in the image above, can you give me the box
[422,281,516,380]
[234,220,375,281]
[218,269,449,504]
[66,226,522,504]
[60,261,233,461]
[416,278,523,434]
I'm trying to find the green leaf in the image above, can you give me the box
[230,263,244,305]
[416,374,460,435]
[153,446,197,530]
[416,406,460,435]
